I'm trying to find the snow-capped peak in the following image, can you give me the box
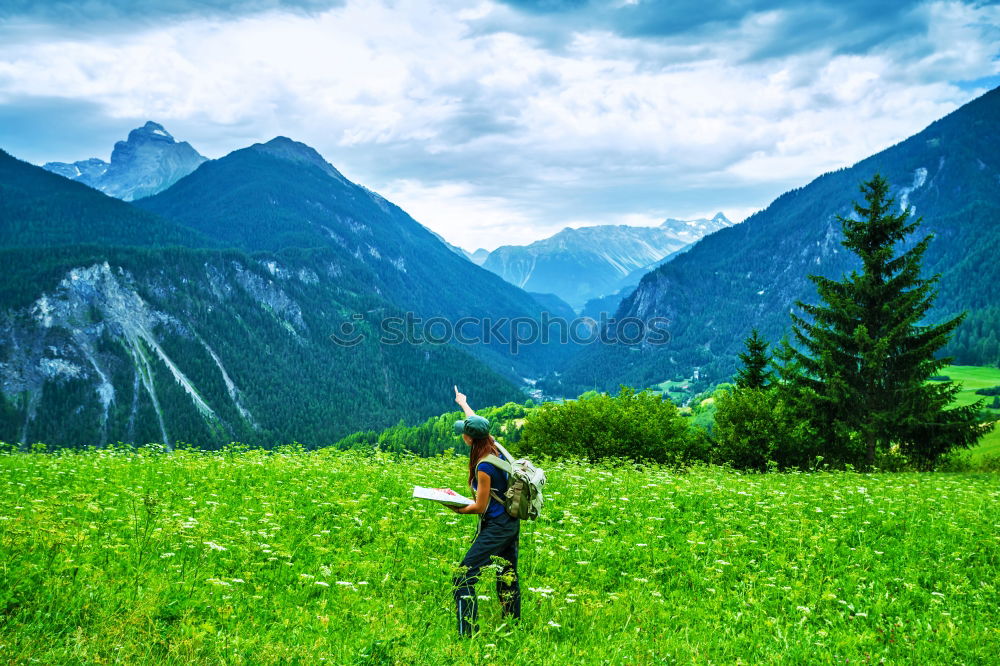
[135,121,174,142]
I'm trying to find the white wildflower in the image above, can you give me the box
[529,586,554,598]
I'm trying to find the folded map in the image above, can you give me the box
[412,486,474,507]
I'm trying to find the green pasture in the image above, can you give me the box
[941,365,1000,460]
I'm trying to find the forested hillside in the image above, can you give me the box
[136,137,578,376]
[0,150,211,249]
[0,152,525,448]
[550,86,1000,395]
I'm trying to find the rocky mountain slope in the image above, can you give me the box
[43,121,207,201]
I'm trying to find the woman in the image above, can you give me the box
[448,385,521,637]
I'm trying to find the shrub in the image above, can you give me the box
[936,451,1000,473]
[520,386,702,463]
[488,401,529,421]
[712,388,783,470]
[712,387,826,471]
[979,453,1000,472]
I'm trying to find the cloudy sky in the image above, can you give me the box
[1,1,999,251]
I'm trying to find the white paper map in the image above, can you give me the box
[412,486,473,506]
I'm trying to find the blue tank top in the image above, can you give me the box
[472,451,509,518]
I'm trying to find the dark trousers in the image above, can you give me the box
[453,511,521,636]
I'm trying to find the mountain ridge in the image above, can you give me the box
[481,213,733,309]
[134,134,580,377]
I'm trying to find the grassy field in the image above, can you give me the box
[942,365,1000,460]
[651,379,696,402]
[1,447,997,664]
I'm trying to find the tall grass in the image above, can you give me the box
[1,446,997,663]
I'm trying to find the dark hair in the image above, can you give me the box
[467,434,499,486]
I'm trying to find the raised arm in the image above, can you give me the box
[454,385,475,418]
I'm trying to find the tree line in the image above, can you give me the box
[713,175,992,470]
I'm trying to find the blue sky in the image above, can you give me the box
[1,0,998,250]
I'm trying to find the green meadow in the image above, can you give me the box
[1,447,998,664]
[941,365,1000,461]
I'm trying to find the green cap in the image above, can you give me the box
[454,414,491,438]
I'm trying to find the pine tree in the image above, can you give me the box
[778,174,989,468]
[735,329,773,389]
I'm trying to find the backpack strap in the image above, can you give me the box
[489,488,507,507]
[476,453,512,510]
[477,452,512,508]
[491,441,517,465]
[478,453,512,475]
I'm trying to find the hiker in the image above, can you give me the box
[448,385,521,636]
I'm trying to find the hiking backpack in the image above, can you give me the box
[480,441,546,521]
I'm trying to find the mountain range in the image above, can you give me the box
[547,86,1000,396]
[479,213,733,310]
[4,85,1000,446]
[465,248,490,265]
[0,128,575,448]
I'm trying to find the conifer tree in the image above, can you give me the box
[735,329,773,390]
[778,174,989,468]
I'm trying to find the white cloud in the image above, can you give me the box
[0,0,997,248]
[377,178,541,251]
